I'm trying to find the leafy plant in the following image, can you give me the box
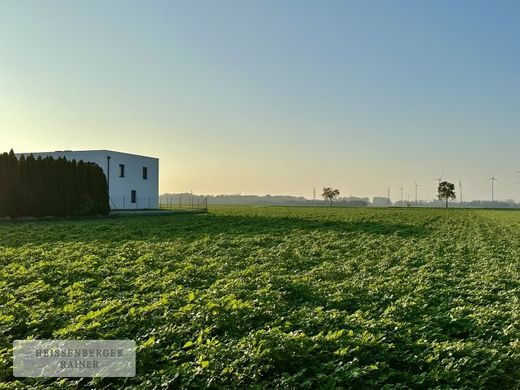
[0,207,519,388]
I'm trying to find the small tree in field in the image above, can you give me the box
[438,181,456,208]
[322,187,340,207]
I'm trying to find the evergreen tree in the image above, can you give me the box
[6,150,20,217]
[0,152,9,216]
[0,150,110,217]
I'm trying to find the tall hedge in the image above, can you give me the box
[0,150,110,218]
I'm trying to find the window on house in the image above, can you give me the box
[142,166,148,180]
[119,164,125,177]
[131,190,136,204]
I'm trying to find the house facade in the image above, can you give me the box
[16,150,159,209]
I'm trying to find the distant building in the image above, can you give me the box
[372,197,392,206]
[17,150,158,209]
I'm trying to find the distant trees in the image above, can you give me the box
[159,193,369,207]
[322,188,340,206]
[0,150,109,218]
[438,181,456,208]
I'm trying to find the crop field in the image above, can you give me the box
[1,206,519,389]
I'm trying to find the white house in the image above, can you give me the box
[16,150,159,210]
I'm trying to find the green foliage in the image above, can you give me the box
[0,207,519,388]
[0,150,20,217]
[321,188,340,206]
[0,150,109,218]
[438,181,456,208]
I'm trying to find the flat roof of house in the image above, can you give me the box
[16,150,158,160]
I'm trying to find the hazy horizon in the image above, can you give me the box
[1,1,519,201]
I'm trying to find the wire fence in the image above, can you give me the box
[109,196,159,210]
[159,195,208,211]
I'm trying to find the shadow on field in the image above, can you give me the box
[204,214,430,237]
[0,212,431,247]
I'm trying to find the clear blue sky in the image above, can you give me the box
[1,1,519,201]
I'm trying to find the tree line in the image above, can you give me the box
[160,192,369,207]
[0,150,110,218]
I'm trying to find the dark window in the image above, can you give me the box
[142,167,148,180]
[119,164,125,177]
[131,190,136,203]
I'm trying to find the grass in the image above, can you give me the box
[0,206,519,388]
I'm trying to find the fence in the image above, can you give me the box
[109,196,158,210]
[159,195,208,211]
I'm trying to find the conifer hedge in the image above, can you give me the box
[0,150,110,217]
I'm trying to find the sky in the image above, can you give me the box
[1,0,519,201]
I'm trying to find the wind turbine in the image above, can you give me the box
[432,171,444,199]
[412,180,421,203]
[487,173,498,202]
[400,186,403,204]
[459,179,463,203]
[433,171,444,183]
[515,172,520,203]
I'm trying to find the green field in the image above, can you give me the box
[1,206,519,389]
